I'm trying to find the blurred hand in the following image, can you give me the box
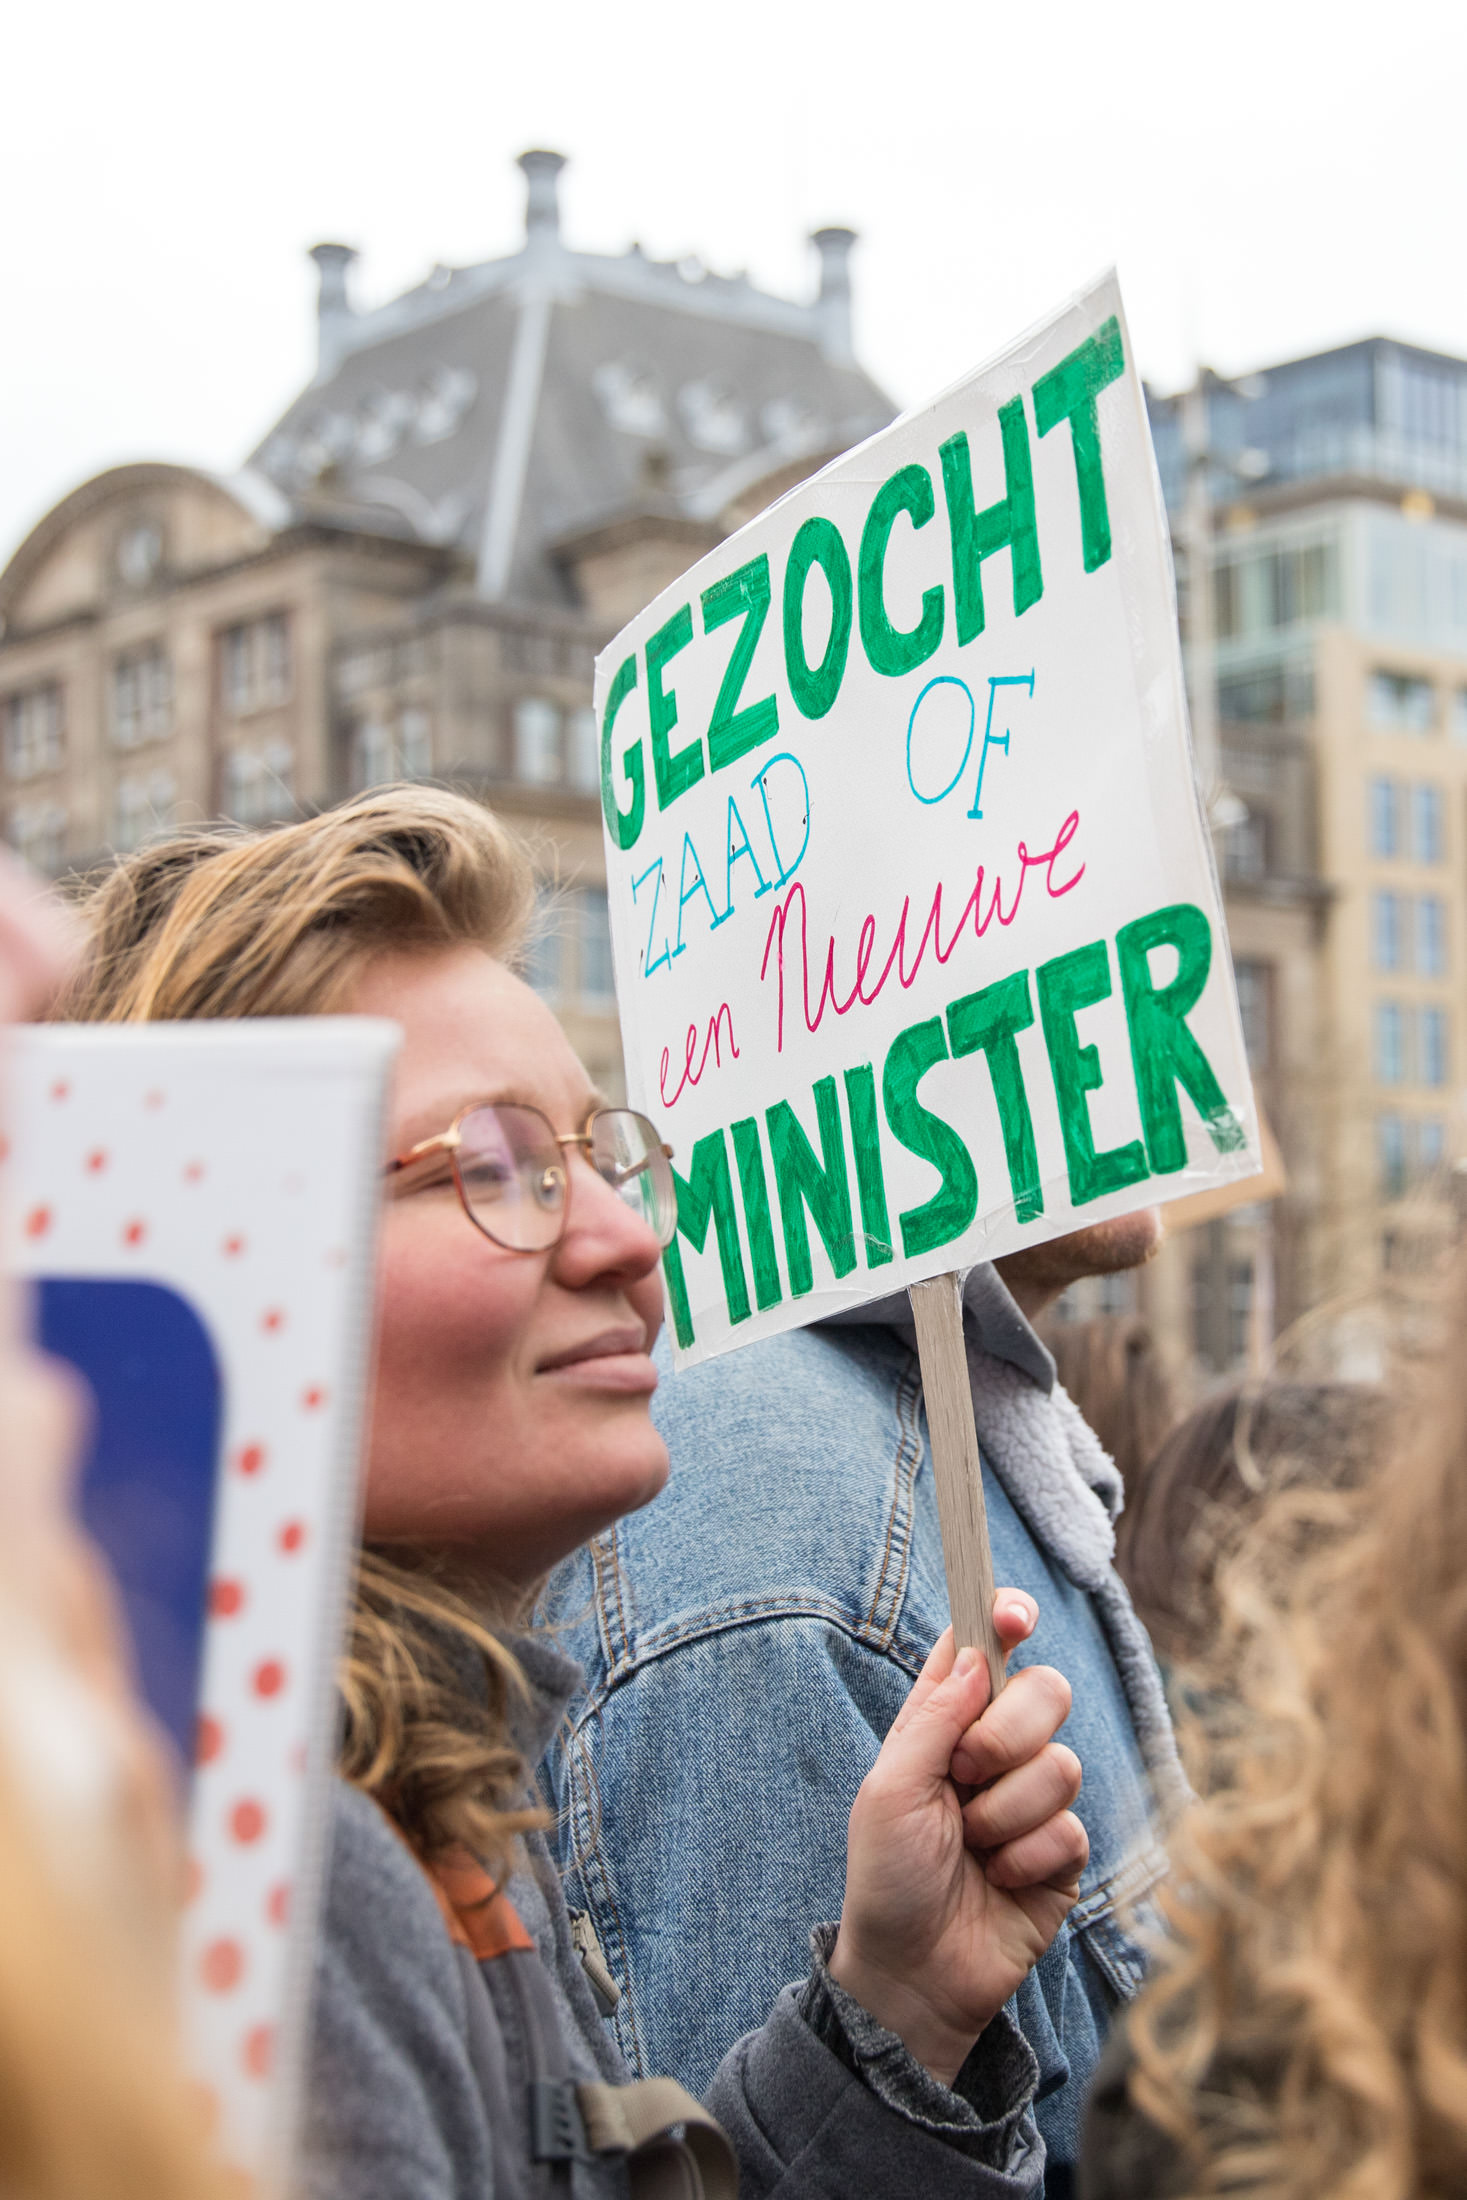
[830,1598,1087,2086]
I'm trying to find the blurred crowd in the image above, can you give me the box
[0,792,1462,2199]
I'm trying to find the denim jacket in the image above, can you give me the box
[542,1287,1173,2193]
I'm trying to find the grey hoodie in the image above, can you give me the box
[300,1631,1048,2199]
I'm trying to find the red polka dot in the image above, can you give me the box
[253,1658,286,1699]
[301,1384,328,1412]
[84,1148,108,1174]
[231,1798,267,1844]
[278,1519,306,1554]
[144,1089,165,1111]
[222,1233,246,1258]
[184,1854,203,1905]
[183,1160,205,1184]
[121,1218,147,1248]
[260,1307,285,1334]
[196,1714,224,1766]
[200,1939,243,1993]
[209,1578,245,1619]
[235,1442,266,1477]
[266,1881,291,1928]
[242,2025,273,2079]
[23,1205,51,1239]
[48,1079,69,1103]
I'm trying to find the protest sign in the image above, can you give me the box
[1,1018,397,2193]
[597,273,1261,1373]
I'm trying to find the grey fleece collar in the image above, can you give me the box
[820,1263,1057,1397]
[823,1263,1187,1822]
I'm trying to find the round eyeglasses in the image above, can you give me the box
[385,1102,677,1254]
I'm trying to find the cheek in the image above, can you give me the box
[369,1212,540,1466]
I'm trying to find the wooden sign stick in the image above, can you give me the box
[908,1270,1006,1697]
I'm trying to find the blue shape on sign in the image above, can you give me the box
[37,1279,223,1769]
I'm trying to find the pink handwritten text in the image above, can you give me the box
[660,1002,742,1107]
[759,812,1085,1052]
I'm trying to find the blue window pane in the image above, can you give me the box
[1378,1114,1406,1197]
[1375,1001,1406,1084]
[1369,670,1436,733]
[1421,1006,1449,1087]
[1413,783,1444,863]
[1373,891,1403,970]
[1418,1118,1446,1173]
[1369,776,1399,857]
[1417,896,1448,976]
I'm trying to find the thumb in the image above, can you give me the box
[880,1644,994,1791]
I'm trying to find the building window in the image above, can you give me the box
[514,697,562,785]
[350,711,431,792]
[111,771,176,855]
[1373,890,1405,971]
[578,888,615,1004]
[1450,689,1467,743]
[1378,1114,1407,1198]
[1375,1001,1407,1085]
[1223,808,1269,882]
[5,800,67,874]
[524,892,563,1000]
[2,684,64,780]
[1419,1118,1447,1174]
[567,707,599,793]
[1369,776,1400,857]
[223,742,295,827]
[1368,669,1435,734]
[1412,782,1444,863]
[111,645,172,748]
[220,613,292,717]
[398,707,431,779]
[1232,959,1272,1068]
[1421,1006,1449,1087]
[1417,895,1448,976]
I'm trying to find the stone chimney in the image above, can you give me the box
[520,149,567,245]
[812,227,857,365]
[309,242,359,378]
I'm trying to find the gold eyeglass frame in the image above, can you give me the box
[385,1101,676,1252]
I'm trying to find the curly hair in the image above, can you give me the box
[1127,1285,1467,2196]
[58,786,547,1880]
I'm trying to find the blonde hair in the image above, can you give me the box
[61,787,547,1878]
[1128,1276,1467,2195]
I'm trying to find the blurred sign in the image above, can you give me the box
[2,1019,397,2192]
[598,274,1261,1366]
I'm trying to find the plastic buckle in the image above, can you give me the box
[529,2078,589,2162]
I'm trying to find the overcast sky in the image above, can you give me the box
[4,0,1461,565]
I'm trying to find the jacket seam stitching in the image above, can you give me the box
[861,1356,920,1644]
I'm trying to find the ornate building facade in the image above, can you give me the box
[0,149,892,1098]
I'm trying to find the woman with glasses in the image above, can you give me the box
[59,786,1085,2200]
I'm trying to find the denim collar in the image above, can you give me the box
[817,1263,1055,1397]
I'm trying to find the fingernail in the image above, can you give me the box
[954,1647,981,1677]
[1001,1601,1030,1628]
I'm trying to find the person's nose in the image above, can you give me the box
[551,1144,665,1292]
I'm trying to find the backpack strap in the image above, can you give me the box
[377,1806,739,2200]
[578,2078,738,2200]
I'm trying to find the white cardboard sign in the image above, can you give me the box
[597,274,1260,1367]
[1,1019,397,2192]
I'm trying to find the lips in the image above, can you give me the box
[537,1325,649,1376]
